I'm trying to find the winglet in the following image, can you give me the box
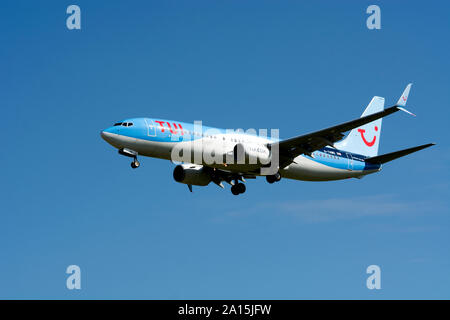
[396,83,412,107]
[395,83,416,116]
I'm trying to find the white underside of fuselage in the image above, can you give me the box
[280,156,363,181]
[102,132,379,182]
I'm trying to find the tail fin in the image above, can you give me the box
[334,96,385,157]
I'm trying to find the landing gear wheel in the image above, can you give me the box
[231,184,240,195]
[131,159,140,169]
[231,183,246,195]
[237,182,246,194]
[266,173,281,184]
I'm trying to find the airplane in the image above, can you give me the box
[101,84,434,195]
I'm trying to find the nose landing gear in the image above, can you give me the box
[118,148,140,169]
[131,158,140,169]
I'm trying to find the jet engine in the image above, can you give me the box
[173,164,212,186]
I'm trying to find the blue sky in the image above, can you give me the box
[1,0,449,299]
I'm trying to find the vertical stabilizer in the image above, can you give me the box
[334,96,385,157]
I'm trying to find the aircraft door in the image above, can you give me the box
[347,153,354,171]
[145,119,157,137]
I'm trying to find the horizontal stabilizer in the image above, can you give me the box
[365,143,435,164]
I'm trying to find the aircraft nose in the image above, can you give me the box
[100,128,115,142]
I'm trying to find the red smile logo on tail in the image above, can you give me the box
[358,126,378,147]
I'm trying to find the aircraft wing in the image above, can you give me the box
[271,105,407,168]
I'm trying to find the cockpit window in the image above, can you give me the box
[114,122,133,127]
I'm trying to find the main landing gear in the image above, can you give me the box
[266,172,281,184]
[231,182,246,195]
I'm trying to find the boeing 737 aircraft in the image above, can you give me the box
[101,84,434,195]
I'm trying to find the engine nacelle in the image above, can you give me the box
[233,143,271,165]
[173,164,212,186]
